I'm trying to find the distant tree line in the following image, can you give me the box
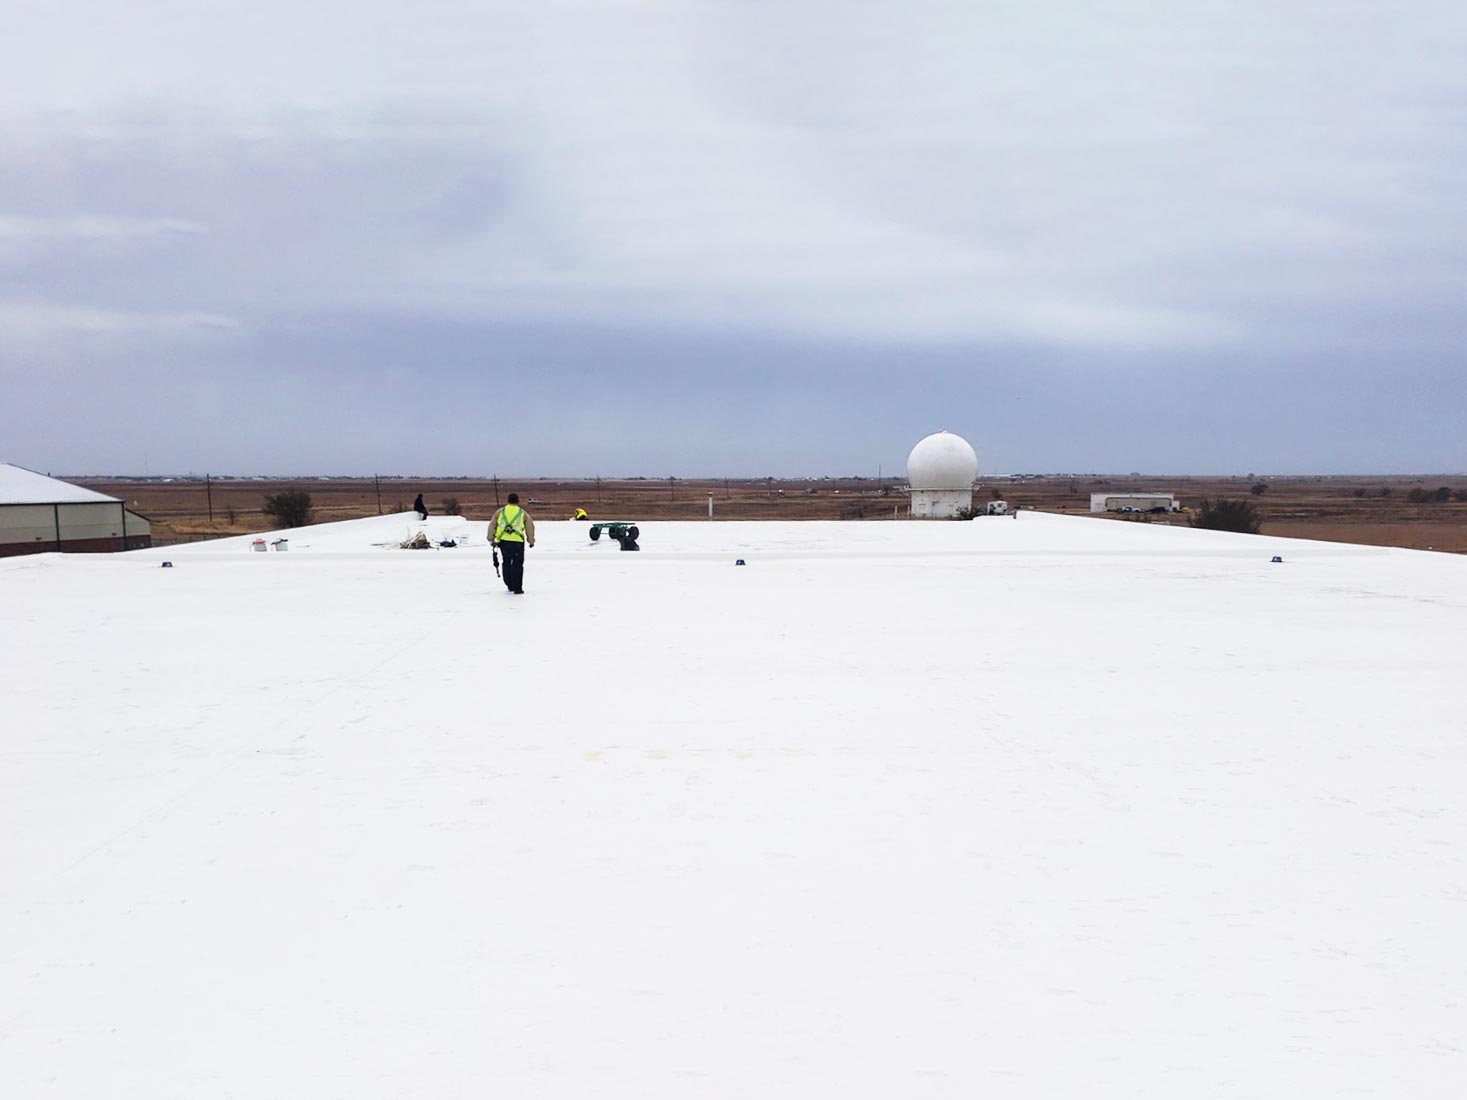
[1349,485,1463,501]
[1405,486,1466,503]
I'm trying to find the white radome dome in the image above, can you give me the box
[907,431,978,490]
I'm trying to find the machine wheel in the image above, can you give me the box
[626,526,640,541]
[589,526,601,541]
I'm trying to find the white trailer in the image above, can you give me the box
[1089,493,1179,514]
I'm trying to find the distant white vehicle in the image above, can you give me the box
[1091,492,1179,514]
[986,500,1008,515]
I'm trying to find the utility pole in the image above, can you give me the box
[767,476,773,500]
[494,475,501,507]
[669,476,675,502]
[374,474,382,515]
[205,473,213,523]
[596,475,601,504]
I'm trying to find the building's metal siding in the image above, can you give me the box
[0,503,152,554]
[0,504,60,547]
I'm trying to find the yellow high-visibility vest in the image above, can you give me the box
[496,504,527,542]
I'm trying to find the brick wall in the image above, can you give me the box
[0,535,152,558]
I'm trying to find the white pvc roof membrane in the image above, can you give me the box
[3,512,1466,1096]
[0,463,119,505]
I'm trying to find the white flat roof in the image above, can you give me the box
[0,463,119,505]
[3,512,1464,1095]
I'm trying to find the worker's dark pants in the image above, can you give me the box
[500,541,526,591]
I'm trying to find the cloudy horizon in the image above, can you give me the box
[3,1,1465,476]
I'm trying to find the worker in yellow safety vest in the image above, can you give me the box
[573,507,589,520]
[489,493,536,594]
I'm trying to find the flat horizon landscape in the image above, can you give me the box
[77,473,1467,554]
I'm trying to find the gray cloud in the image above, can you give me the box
[2,2,1464,472]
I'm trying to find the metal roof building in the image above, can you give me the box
[0,463,151,557]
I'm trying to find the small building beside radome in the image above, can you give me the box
[1090,492,1180,514]
[0,463,152,557]
[907,431,978,518]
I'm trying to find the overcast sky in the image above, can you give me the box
[2,1,1464,476]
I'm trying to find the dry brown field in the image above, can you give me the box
[79,474,1467,554]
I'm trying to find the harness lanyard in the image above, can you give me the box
[500,506,525,540]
